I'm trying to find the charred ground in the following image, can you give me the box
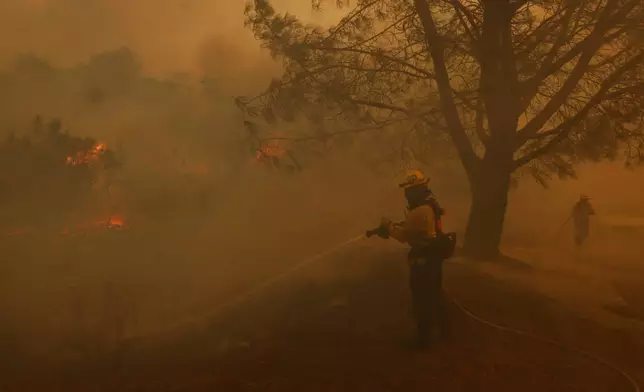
[2,241,643,392]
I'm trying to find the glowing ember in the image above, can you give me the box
[261,145,285,158]
[3,214,128,237]
[66,143,107,166]
[107,215,126,228]
[255,144,286,163]
[91,215,127,230]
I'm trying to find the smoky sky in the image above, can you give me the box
[0,0,345,76]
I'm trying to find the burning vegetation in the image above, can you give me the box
[255,143,301,173]
[241,120,301,173]
[66,142,107,166]
[0,116,125,236]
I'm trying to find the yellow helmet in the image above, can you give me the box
[399,169,429,188]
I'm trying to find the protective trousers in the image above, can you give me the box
[409,257,449,345]
[574,223,589,247]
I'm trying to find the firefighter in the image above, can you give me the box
[571,194,595,247]
[379,170,450,348]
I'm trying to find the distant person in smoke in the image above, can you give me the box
[571,195,595,247]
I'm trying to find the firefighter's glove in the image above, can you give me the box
[379,218,393,238]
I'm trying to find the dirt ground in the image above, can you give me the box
[3,240,642,392]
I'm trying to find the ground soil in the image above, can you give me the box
[3,243,643,392]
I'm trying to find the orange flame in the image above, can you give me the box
[107,215,126,228]
[90,214,127,230]
[3,214,129,237]
[66,143,107,166]
[256,144,286,163]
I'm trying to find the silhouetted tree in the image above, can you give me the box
[0,117,121,218]
[82,47,142,99]
[240,0,644,258]
[13,54,54,75]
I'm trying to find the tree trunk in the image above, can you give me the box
[463,165,512,260]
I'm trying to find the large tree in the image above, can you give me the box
[240,0,644,259]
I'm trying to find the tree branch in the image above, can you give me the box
[341,97,412,114]
[519,49,644,143]
[538,6,576,80]
[514,78,644,169]
[516,41,600,140]
[413,0,480,174]
[511,0,529,13]
[344,12,416,50]
[444,0,481,43]
[513,3,567,56]
[261,108,441,143]
[309,63,429,80]
[475,96,489,146]
[309,45,434,79]
[518,0,639,111]
[321,0,381,44]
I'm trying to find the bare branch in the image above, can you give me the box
[519,50,644,143]
[308,45,434,79]
[413,0,480,173]
[444,0,482,43]
[260,108,441,143]
[321,0,381,44]
[342,98,412,114]
[519,0,641,109]
[514,77,644,168]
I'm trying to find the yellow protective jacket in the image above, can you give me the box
[387,204,438,248]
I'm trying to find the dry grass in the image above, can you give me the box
[2,162,643,391]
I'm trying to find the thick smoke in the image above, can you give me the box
[0,0,343,76]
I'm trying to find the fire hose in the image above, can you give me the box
[127,235,639,392]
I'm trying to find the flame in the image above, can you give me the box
[59,215,127,235]
[3,214,128,237]
[91,214,127,230]
[107,215,126,228]
[66,142,107,166]
[256,143,286,162]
